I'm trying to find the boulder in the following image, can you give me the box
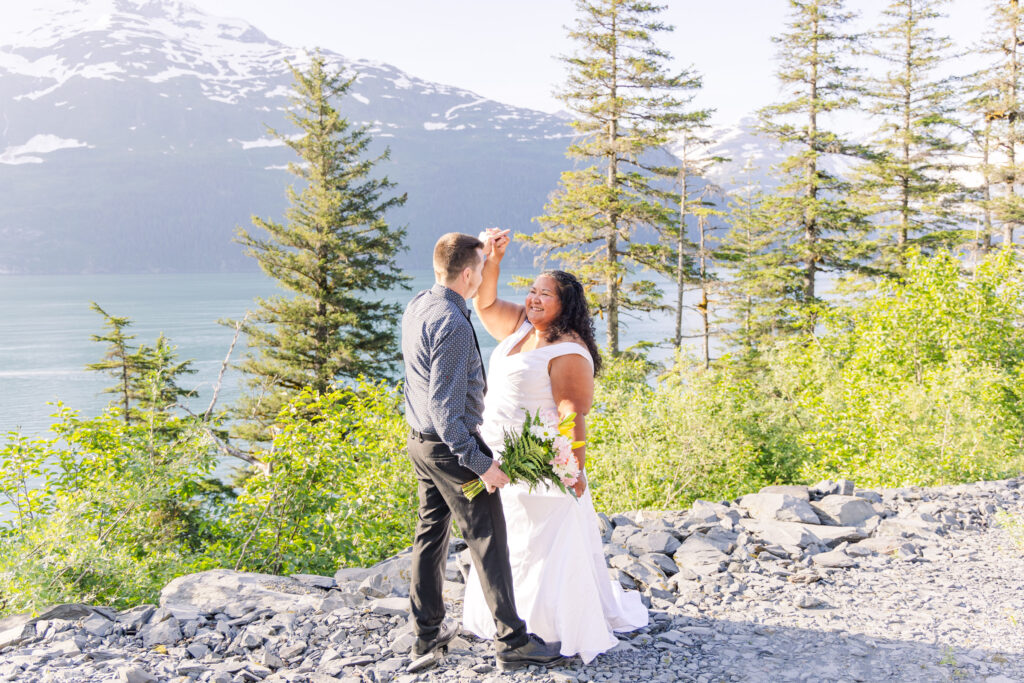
[610,524,641,546]
[160,570,323,619]
[117,605,155,633]
[757,485,810,501]
[875,513,944,539]
[810,495,880,527]
[0,604,95,650]
[333,567,373,584]
[618,560,668,591]
[673,535,729,576]
[701,526,739,555]
[740,518,865,548]
[291,574,336,590]
[739,493,821,524]
[626,530,681,556]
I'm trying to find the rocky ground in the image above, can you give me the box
[1,478,1023,683]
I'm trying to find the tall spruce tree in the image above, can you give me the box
[524,0,702,354]
[759,0,866,304]
[854,0,963,272]
[230,52,407,441]
[970,0,1024,248]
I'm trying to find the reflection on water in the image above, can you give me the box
[0,270,705,438]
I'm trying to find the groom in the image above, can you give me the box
[401,232,564,670]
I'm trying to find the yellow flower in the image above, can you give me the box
[558,411,577,438]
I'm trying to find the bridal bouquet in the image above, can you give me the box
[462,409,584,500]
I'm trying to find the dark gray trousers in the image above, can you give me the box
[407,432,528,652]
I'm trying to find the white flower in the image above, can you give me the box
[530,424,556,441]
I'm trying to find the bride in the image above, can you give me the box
[461,228,648,664]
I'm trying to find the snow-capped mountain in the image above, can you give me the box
[0,0,573,273]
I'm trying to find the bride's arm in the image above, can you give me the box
[473,228,527,341]
[550,354,594,496]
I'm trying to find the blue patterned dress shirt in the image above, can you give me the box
[402,283,492,476]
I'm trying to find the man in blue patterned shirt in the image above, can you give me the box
[401,232,563,671]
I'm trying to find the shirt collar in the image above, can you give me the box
[430,282,471,317]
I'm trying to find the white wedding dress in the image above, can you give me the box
[461,321,648,664]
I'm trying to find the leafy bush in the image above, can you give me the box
[0,407,225,615]
[210,379,415,576]
[586,354,804,512]
[0,380,415,616]
[793,250,1024,487]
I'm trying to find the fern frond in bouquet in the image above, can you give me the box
[463,409,583,500]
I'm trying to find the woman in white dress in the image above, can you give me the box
[461,228,648,664]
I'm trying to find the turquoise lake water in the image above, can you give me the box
[0,269,699,439]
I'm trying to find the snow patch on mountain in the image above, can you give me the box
[0,134,92,164]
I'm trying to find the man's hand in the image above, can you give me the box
[478,228,511,262]
[479,461,509,493]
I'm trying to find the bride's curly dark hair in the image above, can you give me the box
[539,270,602,375]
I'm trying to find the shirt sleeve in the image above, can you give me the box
[428,319,494,476]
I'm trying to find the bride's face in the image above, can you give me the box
[525,275,562,328]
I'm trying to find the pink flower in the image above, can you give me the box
[560,475,578,487]
[539,408,560,428]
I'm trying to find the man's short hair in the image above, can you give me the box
[433,232,483,282]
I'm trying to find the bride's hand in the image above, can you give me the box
[572,472,587,498]
[478,228,511,261]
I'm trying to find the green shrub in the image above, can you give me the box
[213,379,416,576]
[586,354,805,512]
[793,250,1024,487]
[0,407,225,615]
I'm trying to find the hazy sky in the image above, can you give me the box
[5,0,993,127]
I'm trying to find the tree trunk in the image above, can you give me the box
[698,213,710,369]
[675,142,688,350]
[804,17,820,302]
[606,9,620,355]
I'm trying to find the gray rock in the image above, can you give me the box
[626,530,681,556]
[610,524,641,546]
[618,560,668,590]
[740,493,821,524]
[333,567,373,584]
[280,642,307,660]
[117,666,157,683]
[639,552,680,576]
[809,480,839,498]
[161,570,322,620]
[291,574,336,590]
[758,484,811,500]
[739,519,821,548]
[837,479,856,496]
[369,597,410,617]
[186,642,210,659]
[362,554,414,597]
[0,603,94,649]
[689,500,732,522]
[82,613,114,638]
[854,489,883,504]
[811,549,857,568]
[876,514,944,539]
[810,495,879,527]
[702,526,739,554]
[673,535,729,576]
[357,573,395,599]
[140,617,181,648]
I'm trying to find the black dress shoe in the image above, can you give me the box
[413,620,459,657]
[496,633,565,671]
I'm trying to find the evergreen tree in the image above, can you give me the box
[759,0,867,303]
[86,304,197,427]
[717,172,805,360]
[854,0,964,272]
[230,52,407,441]
[86,303,136,423]
[970,0,1024,248]
[524,0,703,354]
